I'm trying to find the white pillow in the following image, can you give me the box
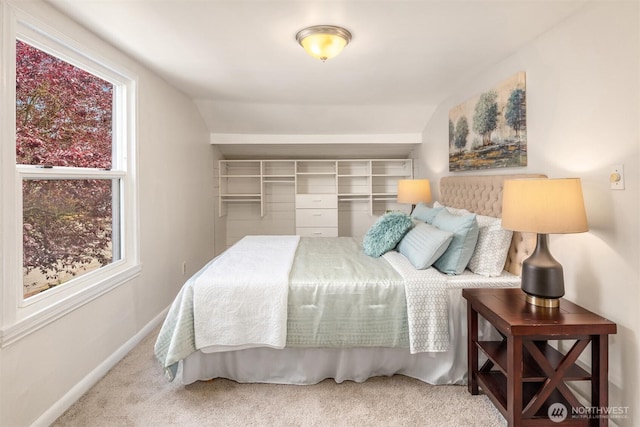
[434,201,513,276]
[467,215,513,276]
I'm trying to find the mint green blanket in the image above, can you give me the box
[287,237,408,347]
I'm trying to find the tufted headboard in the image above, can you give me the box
[439,174,546,276]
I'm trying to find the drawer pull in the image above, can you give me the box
[312,199,323,202]
[313,232,322,235]
[313,214,323,216]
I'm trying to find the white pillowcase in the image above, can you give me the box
[467,215,513,276]
[434,201,513,276]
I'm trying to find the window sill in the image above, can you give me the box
[0,264,142,348]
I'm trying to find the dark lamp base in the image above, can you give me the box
[521,234,565,307]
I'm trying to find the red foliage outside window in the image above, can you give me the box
[16,40,117,297]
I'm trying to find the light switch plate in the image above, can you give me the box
[610,164,624,190]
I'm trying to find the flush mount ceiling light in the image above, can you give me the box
[295,25,352,62]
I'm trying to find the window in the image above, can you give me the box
[17,41,120,299]
[1,8,139,346]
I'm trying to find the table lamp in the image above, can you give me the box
[397,179,432,214]
[501,178,588,308]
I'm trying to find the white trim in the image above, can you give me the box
[29,306,169,427]
[12,2,136,87]
[210,133,423,145]
[1,264,142,348]
[17,165,126,179]
[0,1,19,329]
[1,1,140,340]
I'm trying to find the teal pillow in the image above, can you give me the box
[362,212,413,257]
[411,203,443,224]
[397,222,454,269]
[432,210,479,274]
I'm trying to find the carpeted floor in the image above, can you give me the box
[53,327,507,426]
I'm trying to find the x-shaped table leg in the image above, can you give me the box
[521,339,590,418]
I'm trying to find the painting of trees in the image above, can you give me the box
[505,88,526,137]
[448,119,454,148]
[448,72,527,171]
[16,40,115,297]
[453,116,469,153]
[473,91,499,146]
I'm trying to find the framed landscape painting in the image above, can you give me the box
[448,72,527,171]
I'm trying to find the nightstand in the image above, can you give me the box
[462,288,617,427]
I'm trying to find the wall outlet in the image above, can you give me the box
[610,165,624,190]
[181,261,187,275]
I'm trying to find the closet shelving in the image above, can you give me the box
[295,161,337,195]
[262,160,296,184]
[371,159,413,214]
[294,161,338,236]
[337,160,371,203]
[219,159,413,218]
[219,161,262,217]
[261,161,295,218]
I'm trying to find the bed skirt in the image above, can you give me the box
[180,288,498,385]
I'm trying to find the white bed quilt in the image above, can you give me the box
[154,235,299,381]
[193,235,300,352]
[382,251,449,353]
[381,252,521,353]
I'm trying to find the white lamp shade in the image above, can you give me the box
[502,178,588,234]
[397,179,432,205]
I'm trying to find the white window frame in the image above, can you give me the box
[0,2,140,347]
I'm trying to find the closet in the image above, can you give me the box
[219,159,413,247]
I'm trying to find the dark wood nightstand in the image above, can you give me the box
[462,288,617,427]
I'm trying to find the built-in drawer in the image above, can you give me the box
[296,227,339,237]
[295,209,338,227]
[295,194,338,209]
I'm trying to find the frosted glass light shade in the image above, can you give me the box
[296,25,352,61]
[397,179,432,205]
[502,178,588,234]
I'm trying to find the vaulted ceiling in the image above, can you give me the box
[48,0,587,139]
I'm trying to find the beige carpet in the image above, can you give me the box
[53,327,507,426]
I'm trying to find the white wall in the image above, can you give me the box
[417,2,639,425]
[0,2,215,426]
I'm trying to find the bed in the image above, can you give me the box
[155,173,544,385]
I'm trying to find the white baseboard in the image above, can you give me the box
[31,307,170,427]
